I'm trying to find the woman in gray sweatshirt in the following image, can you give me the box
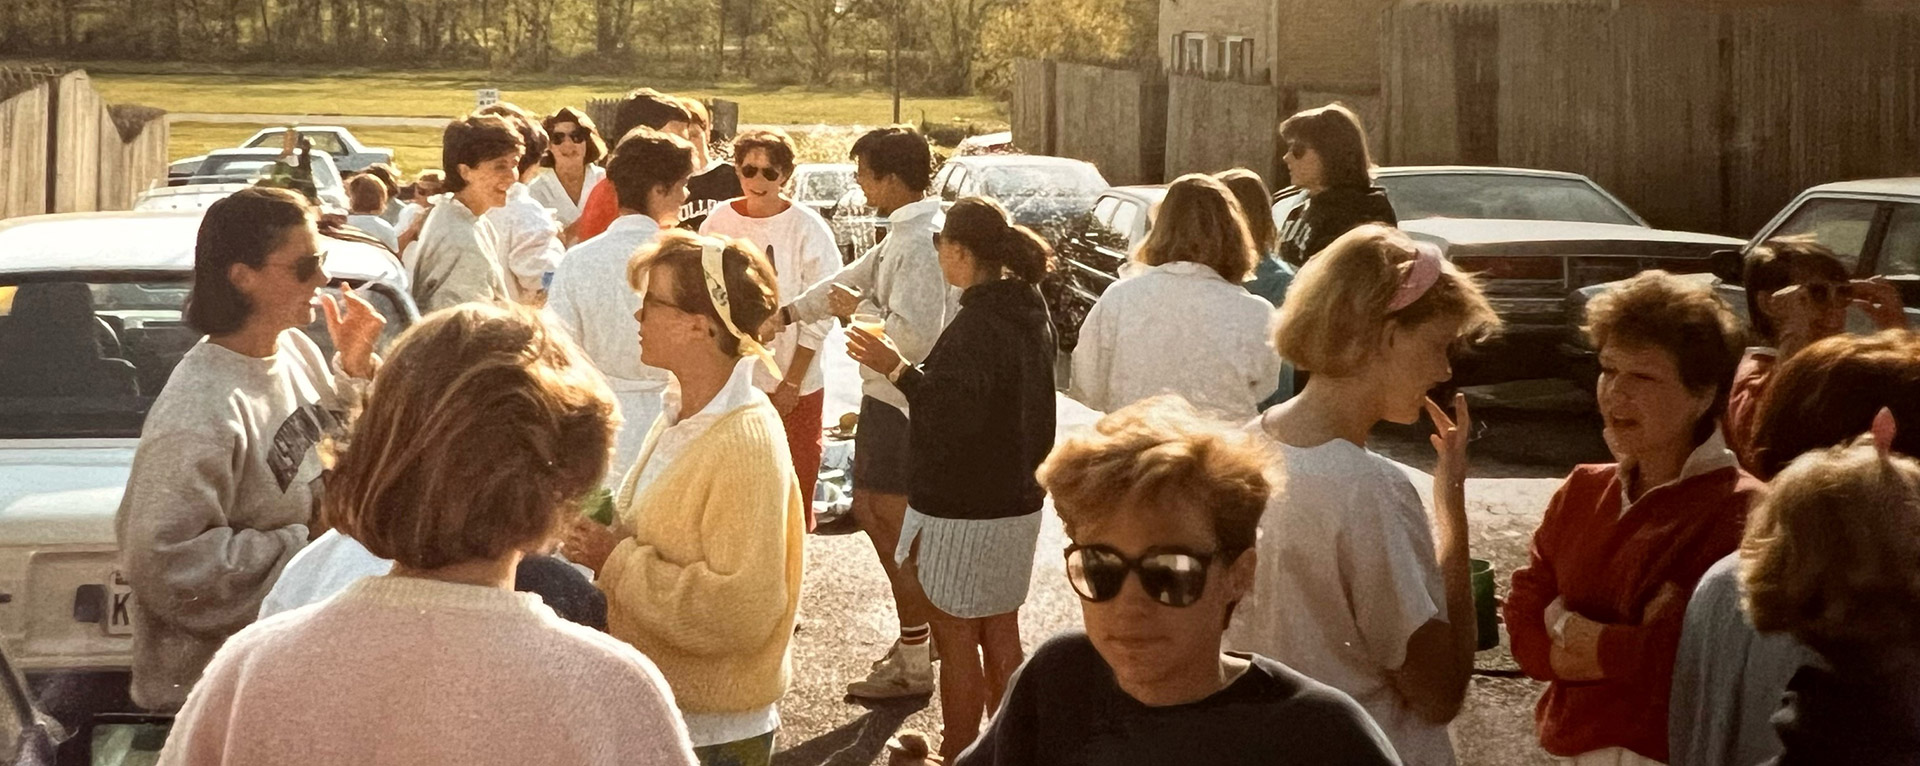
[114,186,386,711]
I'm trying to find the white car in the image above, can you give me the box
[149,149,350,215]
[239,126,394,174]
[0,211,415,692]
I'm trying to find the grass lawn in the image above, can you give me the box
[169,122,445,173]
[65,60,1006,129]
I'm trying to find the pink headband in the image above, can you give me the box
[1386,242,1445,313]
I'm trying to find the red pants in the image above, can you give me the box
[781,389,825,532]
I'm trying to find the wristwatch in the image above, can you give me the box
[778,306,794,327]
[1550,610,1574,643]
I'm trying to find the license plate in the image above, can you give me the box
[106,569,135,636]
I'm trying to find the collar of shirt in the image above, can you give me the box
[602,213,662,240]
[1147,260,1234,283]
[888,196,943,225]
[507,182,536,204]
[427,192,480,224]
[1618,428,1738,515]
[1743,346,1780,359]
[659,355,764,430]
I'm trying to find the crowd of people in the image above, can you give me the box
[106,89,1920,766]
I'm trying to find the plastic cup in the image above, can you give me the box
[850,312,886,339]
[1471,558,1500,651]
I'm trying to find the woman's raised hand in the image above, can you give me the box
[1425,392,1471,517]
[321,282,386,380]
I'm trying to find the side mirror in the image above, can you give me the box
[1709,249,1744,284]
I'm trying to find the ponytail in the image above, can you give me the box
[944,196,1055,284]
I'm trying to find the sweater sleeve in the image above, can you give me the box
[1067,296,1115,412]
[117,430,308,638]
[789,241,879,324]
[155,638,243,766]
[880,247,955,367]
[1596,499,1748,681]
[596,414,796,656]
[1505,474,1574,681]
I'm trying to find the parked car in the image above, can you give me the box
[1566,177,1920,383]
[1044,185,1168,350]
[827,186,886,265]
[791,163,856,221]
[0,210,416,735]
[1271,166,1746,384]
[954,131,1016,157]
[239,126,394,174]
[930,155,1108,248]
[2,640,61,765]
[152,149,349,214]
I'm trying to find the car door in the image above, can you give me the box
[1866,200,1920,323]
[1049,195,1131,350]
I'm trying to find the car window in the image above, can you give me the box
[1378,174,1643,226]
[944,168,970,201]
[0,660,21,763]
[797,169,853,205]
[1876,203,1920,277]
[1767,198,1880,272]
[305,132,348,155]
[1082,197,1127,250]
[979,165,1108,204]
[1109,201,1144,249]
[0,278,406,439]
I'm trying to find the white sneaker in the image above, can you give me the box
[848,643,934,699]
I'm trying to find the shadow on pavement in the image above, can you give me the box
[774,696,930,766]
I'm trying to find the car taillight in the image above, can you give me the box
[1449,255,1566,282]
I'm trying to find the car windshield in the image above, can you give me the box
[796,169,854,204]
[980,165,1107,203]
[1379,174,1642,226]
[0,278,405,439]
[195,155,341,190]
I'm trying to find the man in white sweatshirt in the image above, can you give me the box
[545,127,697,485]
[775,126,957,698]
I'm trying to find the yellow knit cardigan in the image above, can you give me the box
[599,401,806,714]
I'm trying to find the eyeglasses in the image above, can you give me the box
[740,164,784,183]
[551,128,590,145]
[1802,281,1856,305]
[1064,544,1224,608]
[641,292,685,317]
[274,250,328,282]
[1284,141,1311,159]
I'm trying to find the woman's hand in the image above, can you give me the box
[771,380,801,415]
[1425,393,1470,520]
[562,516,623,575]
[1851,277,1911,331]
[322,283,386,380]
[846,325,905,377]
[1550,613,1606,681]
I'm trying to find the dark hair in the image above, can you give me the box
[539,106,607,167]
[345,174,387,215]
[1743,239,1851,343]
[850,126,932,193]
[1278,103,1374,190]
[1584,270,1743,445]
[441,114,524,194]
[606,128,695,217]
[1750,330,1920,480]
[627,230,781,358]
[186,187,315,335]
[362,163,401,197]
[942,196,1052,284]
[612,88,693,143]
[479,102,549,177]
[1215,168,1278,256]
[731,128,797,174]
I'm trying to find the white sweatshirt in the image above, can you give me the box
[404,194,511,313]
[699,199,839,395]
[484,182,566,304]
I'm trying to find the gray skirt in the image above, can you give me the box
[895,507,1042,619]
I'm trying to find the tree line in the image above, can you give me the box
[0,0,1157,96]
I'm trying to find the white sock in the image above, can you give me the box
[897,637,932,667]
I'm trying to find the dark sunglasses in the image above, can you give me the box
[1284,141,1310,159]
[740,164,784,183]
[274,250,328,281]
[1802,281,1857,304]
[1065,544,1225,608]
[641,292,685,317]
[550,129,590,144]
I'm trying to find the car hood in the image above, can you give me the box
[0,440,135,547]
[1404,218,1745,255]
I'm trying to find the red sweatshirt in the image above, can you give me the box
[1505,461,1763,761]
[1723,348,1777,475]
[574,177,619,242]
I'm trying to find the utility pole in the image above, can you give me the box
[890,0,903,123]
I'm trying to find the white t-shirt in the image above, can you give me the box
[257,529,391,620]
[1225,429,1455,766]
[483,182,566,304]
[1069,261,1280,420]
[527,164,606,227]
[699,200,839,395]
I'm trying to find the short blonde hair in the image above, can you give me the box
[626,230,780,358]
[1273,224,1499,377]
[327,303,616,569]
[1134,174,1258,284]
[1741,433,1920,655]
[1037,396,1272,553]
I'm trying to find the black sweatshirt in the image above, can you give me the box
[955,632,1402,766]
[1277,185,1398,267]
[895,278,1056,521]
[680,161,743,231]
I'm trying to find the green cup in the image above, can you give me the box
[1471,558,1499,651]
[580,487,615,526]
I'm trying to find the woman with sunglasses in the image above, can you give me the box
[116,186,386,712]
[1276,103,1396,268]
[700,128,839,528]
[949,397,1397,766]
[530,106,608,241]
[844,196,1058,761]
[1230,224,1500,766]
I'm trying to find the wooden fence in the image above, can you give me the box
[0,74,49,220]
[0,66,168,220]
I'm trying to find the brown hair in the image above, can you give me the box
[540,106,607,167]
[612,88,692,143]
[1135,174,1259,284]
[941,196,1052,284]
[440,113,524,194]
[1214,168,1278,257]
[1585,270,1742,444]
[186,186,315,335]
[1742,433,1920,658]
[1742,238,1851,344]
[626,230,781,357]
[345,173,388,215]
[1274,224,1500,377]
[327,303,616,569]
[731,128,797,175]
[1278,103,1374,190]
[1749,330,1920,480]
[1038,396,1272,554]
[478,102,550,177]
[605,128,695,217]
